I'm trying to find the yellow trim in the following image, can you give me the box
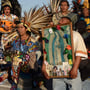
[18,23,31,32]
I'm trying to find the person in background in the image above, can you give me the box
[52,0,78,29]
[0,0,18,85]
[80,7,90,30]
[7,19,40,90]
[0,0,18,31]
[76,7,90,51]
[0,0,18,61]
[0,0,18,50]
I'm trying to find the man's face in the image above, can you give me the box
[60,2,69,12]
[59,18,70,24]
[4,6,11,16]
[17,24,27,36]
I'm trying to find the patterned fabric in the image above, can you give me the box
[0,48,4,60]
[0,14,17,22]
[11,38,38,53]
[10,37,39,85]
[0,9,18,89]
[43,25,72,65]
[28,52,36,69]
[43,25,74,77]
[80,16,90,29]
[0,13,18,62]
[0,71,8,83]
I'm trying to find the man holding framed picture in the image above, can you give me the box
[42,17,88,90]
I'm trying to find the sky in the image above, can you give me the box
[0,0,49,16]
[18,0,73,16]
[0,0,73,16]
[18,0,50,16]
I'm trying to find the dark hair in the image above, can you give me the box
[3,5,11,8]
[16,23,31,36]
[23,25,31,36]
[75,20,87,34]
[60,16,72,22]
[2,5,12,13]
[26,31,31,36]
[60,0,69,7]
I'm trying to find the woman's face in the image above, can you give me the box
[17,24,27,36]
[4,6,11,16]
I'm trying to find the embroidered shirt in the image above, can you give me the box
[11,38,39,53]
[0,14,18,22]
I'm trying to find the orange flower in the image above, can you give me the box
[66,45,71,50]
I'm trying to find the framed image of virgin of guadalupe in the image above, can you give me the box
[42,23,75,78]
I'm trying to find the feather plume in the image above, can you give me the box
[23,6,51,34]
[44,0,61,14]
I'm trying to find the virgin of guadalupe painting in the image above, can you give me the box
[42,23,74,78]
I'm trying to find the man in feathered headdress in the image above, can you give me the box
[2,6,50,90]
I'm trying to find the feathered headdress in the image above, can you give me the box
[16,6,51,34]
[2,6,51,49]
[44,0,61,14]
[1,0,12,8]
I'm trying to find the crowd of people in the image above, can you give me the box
[0,0,90,90]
